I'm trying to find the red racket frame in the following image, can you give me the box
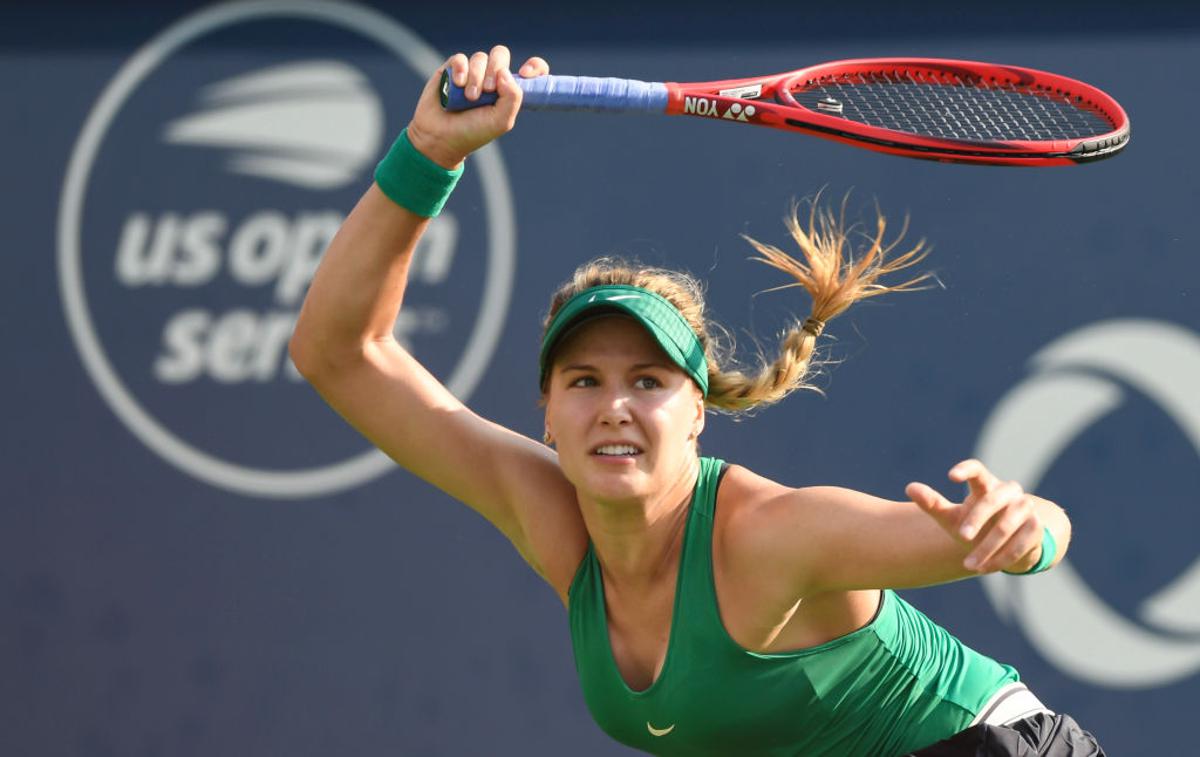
[662,58,1129,166]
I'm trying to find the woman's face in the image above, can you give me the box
[543,315,705,505]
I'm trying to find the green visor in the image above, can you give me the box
[539,284,709,396]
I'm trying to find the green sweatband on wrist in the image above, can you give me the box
[1004,526,1058,575]
[373,127,463,217]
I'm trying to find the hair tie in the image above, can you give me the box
[801,316,826,338]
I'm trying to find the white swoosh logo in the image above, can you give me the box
[163,60,383,190]
[647,722,675,737]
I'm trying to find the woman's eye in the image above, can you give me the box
[571,376,597,388]
[635,376,661,390]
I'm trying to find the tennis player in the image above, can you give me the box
[290,46,1106,756]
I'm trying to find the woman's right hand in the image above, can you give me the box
[406,45,549,170]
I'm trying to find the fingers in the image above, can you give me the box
[965,511,1042,573]
[518,56,550,78]
[460,45,518,101]
[949,458,1000,501]
[483,45,511,93]
[906,482,955,517]
[414,45,527,164]
[465,50,489,100]
[492,68,523,128]
[957,480,1024,541]
[955,478,1040,572]
[910,473,1041,573]
[905,481,963,534]
[445,52,469,88]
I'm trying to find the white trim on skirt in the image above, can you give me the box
[969,682,1055,727]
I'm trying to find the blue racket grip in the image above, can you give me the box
[440,70,668,113]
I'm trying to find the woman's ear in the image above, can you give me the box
[690,394,706,440]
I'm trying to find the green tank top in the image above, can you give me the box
[567,457,1019,756]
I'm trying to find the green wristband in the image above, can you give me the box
[1004,526,1058,575]
[373,128,463,217]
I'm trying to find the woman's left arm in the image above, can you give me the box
[750,459,1072,594]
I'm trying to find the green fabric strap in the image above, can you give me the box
[1004,526,1058,575]
[373,127,463,218]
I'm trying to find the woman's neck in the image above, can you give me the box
[578,456,700,590]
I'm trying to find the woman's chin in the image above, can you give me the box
[580,460,651,500]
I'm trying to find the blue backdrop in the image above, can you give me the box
[4,1,1198,754]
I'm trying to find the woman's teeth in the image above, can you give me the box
[595,445,640,456]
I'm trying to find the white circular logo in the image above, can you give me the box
[978,318,1200,688]
[57,1,515,499]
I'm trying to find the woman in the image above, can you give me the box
[289,46,1105,756]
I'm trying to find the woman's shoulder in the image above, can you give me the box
[715,463,878,582]
[716,462,835,522]
[714,463,833,553]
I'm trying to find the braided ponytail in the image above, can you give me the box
[541,197,931,414]
[705,197,931,411]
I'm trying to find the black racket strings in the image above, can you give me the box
[790,71,1116,142]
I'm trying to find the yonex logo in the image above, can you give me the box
[977,319,1200,688]
[682,96,757,122]
[57,0,515,499]
[722,103,756,122]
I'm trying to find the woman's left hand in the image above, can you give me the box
[905,459,1044,574]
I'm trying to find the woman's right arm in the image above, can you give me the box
[289,47,585,600]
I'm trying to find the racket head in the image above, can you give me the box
[668,58,1129,165]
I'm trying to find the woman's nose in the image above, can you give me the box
[598,390,632,424]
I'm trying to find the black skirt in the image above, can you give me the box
[906,712,1105,757]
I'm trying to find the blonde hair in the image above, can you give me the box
[541,197,931,413]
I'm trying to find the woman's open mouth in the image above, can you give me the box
[591,444,643,459]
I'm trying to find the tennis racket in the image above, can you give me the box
[441,58,1128,166]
